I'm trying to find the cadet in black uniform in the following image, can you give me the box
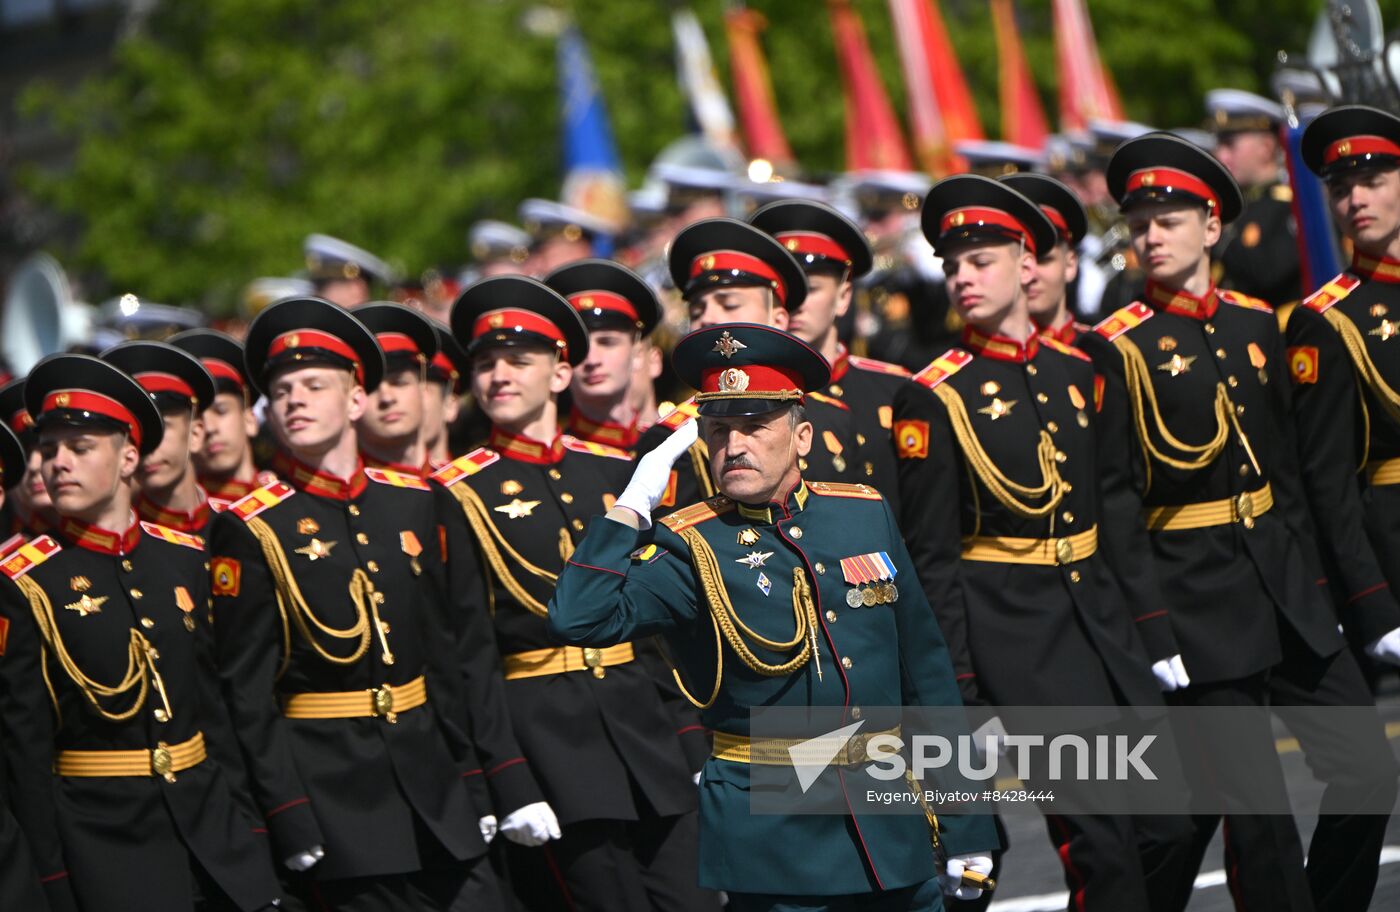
[423,322,468,471]
[102,341,219,539]
[0,377,59,541]
[0,354,284,911]
[436,275,714,912]
[1001,173,1092,347]
[749,199,910,509]
[208,297,502,911]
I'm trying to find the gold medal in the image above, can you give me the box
[861,587,878,607]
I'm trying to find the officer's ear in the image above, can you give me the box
[1202,208,1223,248]
[346,381,368,422]
[1017,242,1037,287]
[117,433,141,482]
[788,405,814,458]
[188,409,206,454]
[548,355,573,395]
[834,274,854,320]
[1064,246,1080,284]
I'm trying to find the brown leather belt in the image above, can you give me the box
[502,643,635,680]
[1367,458,1400,486]
[961,525,1098,566]
[1143,483,1273,531]
[282,674,426,723]
[55,732,205,783]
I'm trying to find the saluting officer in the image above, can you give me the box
[546,258,662,450]
[549,323,1001,912]
[892,175,1194,911]
[1080,133,1394,911]
[1000,173,1092,347]
[750,199,911,510]
[102,341,219,539]
[0,354,283,911]
[435,276,712,912]
[169,330,274,509]
[0,378,59,542]
[207,297,503,910]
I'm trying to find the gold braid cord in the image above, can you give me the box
[246,517,376,669]
[672,527,822,708]
[17,575,171,724]
[689,440,717,499]
[1113,335,1260,492]
[447,483,556,618]
[1325,309,1400,467]
[932,384,1068,522]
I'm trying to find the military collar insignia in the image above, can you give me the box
[488,426,566,465]
[735,479,810,525]
[202,475,260,503]
[713,330,747,359]
[60,514,141,556]
[961,326,1040,363]
[829,345,850,383]
[272,451,367,501]
[135,488,211,534]
[1351,251,1400,285]
[567,408,640,449]
[1145,281,1219,320]
[1039,316,1085,347]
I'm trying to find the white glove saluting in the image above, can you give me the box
[284,845,324,872]
[499,801,562,847]
[612,419,699,530]
[1366,627,1400,666]
[1151,654,1191,692]
[940,853,993,901]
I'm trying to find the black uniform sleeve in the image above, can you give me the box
[207,514,326,861]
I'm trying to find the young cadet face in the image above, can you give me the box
[39,426,138,517]
[357,366,426,448]
[704,406,813,504]
[786,271,850,344]
[941,239,1036,329]
[1126,200,1221,287]
[689,285,790,331]
[140,408,204,491]
[573,329,640,405]
[267,365,367,456]
[1026,242,1079,324]
[470,346,571,428]
[15,447,53,514]
[1327,167,1400,253]
[197,392,257,477]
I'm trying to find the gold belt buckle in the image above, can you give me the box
[1236,492,1255,529]
[1054,537,1074,565]
[151,743,176,783]
[582,647,605,679]
[844,733,869,766]
[372,685,398,723]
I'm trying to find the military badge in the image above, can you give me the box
[977,397,1016,420]
[1067,385,1086,410]
[1247,342,1268,369]
[1371,319,1398,342]
[894,420,929,460]
[840,552,899,606]
[737,527,761,547]
[630,544,666,564]
[1158,336,1178,352]
[1156,354,1196,377]
[175,586,197,631]
[756,572,772,596]
[64,593,107,616]
[70,576,92,592]
[735,550,774,570]
[501,479,524,496]
[211,557,241,596]
[713,331,747,359]
[294,538,336,561]
[878,405,892,429]
[494,499,541,519]
[1287,346,1319,385]
[399,531,423,557]
[297,517,320,535]
[1370,304,1389,318]
[822,430,846,473]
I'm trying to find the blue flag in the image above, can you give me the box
[557,26,626,247]
[1282,115,1342,294]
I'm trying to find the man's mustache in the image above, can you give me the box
[722,454,757,472]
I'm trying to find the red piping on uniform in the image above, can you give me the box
[461,768,483,778]
[1348,582,1389,603]
[487,757,528,777]
[956,673,976,681]
[675,724,706,737]
[542,843,579,911]
[565,559,625,577]
[1134,610,1168,622]
[40,871,68,883]
[252,827,268,834]
[1047,815,1087,912]
[265,796,310,817]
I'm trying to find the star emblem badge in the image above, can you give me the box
[976,398,1017,421]
[1156,354,1197,377]
[735,550,774,570]
[294,538,337,561]
[713,331,747,359]
[1370,319,1398,342]
[64,593,108,616]
[494,498,542,519]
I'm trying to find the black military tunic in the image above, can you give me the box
[0,518,283,911]
[1213,181,1301,307]
[208,454,489,883]
[822,347,909,509]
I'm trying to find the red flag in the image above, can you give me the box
[828,0,914,172]
[991,0,1049,149]
[1053,0,1123,133]
[887,0,983,177]
[724,6,794,168]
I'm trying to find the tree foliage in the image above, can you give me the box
[20,0,1323,314]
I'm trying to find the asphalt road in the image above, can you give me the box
[984,688,1400,911]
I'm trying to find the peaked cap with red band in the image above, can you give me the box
[353,301,440,372]
[244,296,386,396]
[667,217,808,312]
[24,353,164,456]
[749,199,874,279]
[672,322,830,419]
[428,320,469,394]
[1000,172,1088,248]
[169,328,253,400]
[101,340,216,413]
[0,378,34,446]
[1301,104,1400,179]
[1106,132,1243,223]
[450,274,589,367]
[544,258,661,337]
[921,173,1057,257]
[0,422,21,490]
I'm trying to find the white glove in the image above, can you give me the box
[693,771,702,786]
[940,853,993,901]
[1365,627,1400,666]
[478,815,498,844]
[613,420,699,530]
[499,801,561,847]
[1151,654,1191,691]
[284,845,324,872]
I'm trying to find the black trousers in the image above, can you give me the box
[726,879,942,912]
[294,855,504,912]
[1270,621,1399,912]
[504,812,718,912]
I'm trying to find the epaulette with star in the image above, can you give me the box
[657,398,700,431]
[1219,289,1274,314]
[364,466,431,491]
[0,535,60,581]
[911,349,973,390]
[659,495,736,532]
[1303,273,1361,315]
[847,354,912,377]
[1094,302,1155,341]
[806,481,882,501]
[1040,337,1092,362]
[562,436,632,460]
[229,482,296,522]
[140,522,205,550]
[430,448,501,488]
